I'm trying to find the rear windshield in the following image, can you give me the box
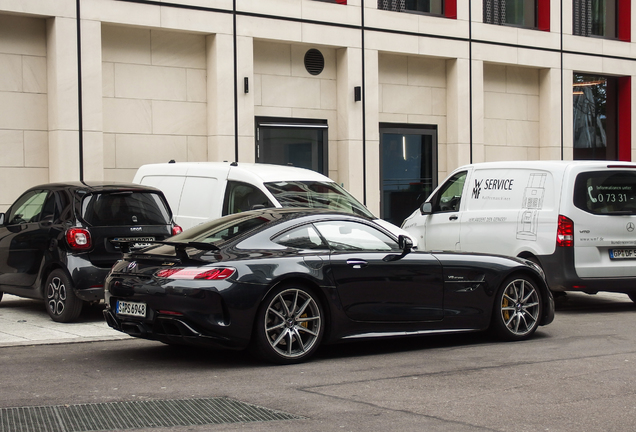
[264,181,375,218]
[574,171,636,215]
[82,192,171,226]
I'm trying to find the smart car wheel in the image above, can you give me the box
[252,284,324,364]
[45,269,83,323]
[491,275,542,341]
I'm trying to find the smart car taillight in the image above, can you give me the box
[172,225,183,235]
[155,267,236,280]
[66,228,92,250]
[556,215,574,247]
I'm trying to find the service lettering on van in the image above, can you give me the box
[471,178,514,199]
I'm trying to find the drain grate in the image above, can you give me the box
[0,397,303,432]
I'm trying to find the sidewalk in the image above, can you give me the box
[0,294,130,347]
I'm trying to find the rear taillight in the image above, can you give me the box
[172,225,183,236]
[66,228,92,250]
[557,215,574,247]
[155,267,235,280]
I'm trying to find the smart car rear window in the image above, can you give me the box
[574,171,636,215]
[82,192,171,226]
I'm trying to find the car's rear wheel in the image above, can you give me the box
[491,275,542,341]
[251,284,324,364]
[45,269,83,323]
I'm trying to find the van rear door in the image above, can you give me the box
[571,169,636,278]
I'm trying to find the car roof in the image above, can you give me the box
[28,181,163,194]
[136,162,333,183]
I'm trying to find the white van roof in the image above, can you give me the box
[460,160,636,171]
[134,162,333,183]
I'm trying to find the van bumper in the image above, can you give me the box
[539,248,636,294]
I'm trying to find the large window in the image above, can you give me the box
[484,0,550,30]
[573,74,615,160]
[378,0,457,18]
[573,74,632,161]
[255,118,328,175]
[573,0,631,40]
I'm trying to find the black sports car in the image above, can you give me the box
[104,208,555,364]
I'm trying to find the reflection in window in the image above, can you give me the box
[484,0,537,28]
[573,0,617,38]
[573,74,618,160]
[378,0,444,15]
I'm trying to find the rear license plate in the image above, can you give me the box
[609,249,636,259]
[116,300,147,317]
[113,237,155,249]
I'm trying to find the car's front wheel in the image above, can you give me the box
[491,275,542,341]
[45,269,83,323]
[251,284,325,364]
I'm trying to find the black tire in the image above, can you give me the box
[491,274,542,341]
[45,269,83,323]
[251,284,325,364]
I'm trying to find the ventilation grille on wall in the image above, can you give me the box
[304,49,325,76]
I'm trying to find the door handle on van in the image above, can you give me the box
[449,215,458,221]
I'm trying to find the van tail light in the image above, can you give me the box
[557,215,574,247]
[155,267,236,280]
[66,228,92,250]
[172,224,183,236]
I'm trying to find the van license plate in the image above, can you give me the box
[116,300,146,317]
[609,249,636,259]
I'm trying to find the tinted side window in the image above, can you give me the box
[432,171,466,212]
[223,181,273,216]
[314,221,400,252]
[273,224,328,250]
[574,171,636,215]
[6,190,49,224]
[82,192,171,226]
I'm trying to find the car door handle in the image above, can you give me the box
[347,259,368,269]
[449,215,458,221]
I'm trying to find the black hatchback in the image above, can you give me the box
[0,182,181,322]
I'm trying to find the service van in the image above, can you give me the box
[401,160,636,299]
[133,161,410,241]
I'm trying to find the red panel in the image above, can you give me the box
[618,76,632,162]
[618,0,631,41]
[444,0,457,19]
[537,0,550,32]
[336,0,347,3]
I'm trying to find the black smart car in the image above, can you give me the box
[0,182,181,322]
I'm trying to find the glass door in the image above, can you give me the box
[380,125,437,226]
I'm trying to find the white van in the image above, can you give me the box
[133,161,409,240]
[401,160,636,299]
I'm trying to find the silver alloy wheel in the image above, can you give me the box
[47,275,66,316]
[500,278,540,336]
[264,288,321,359]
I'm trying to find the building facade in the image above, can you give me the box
[0,0,634,224]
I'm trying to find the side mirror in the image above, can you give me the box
[398,235,413,252]
[0,213,4,225]
[420,202,433,215]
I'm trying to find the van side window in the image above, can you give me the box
[223,181,274,215]
[432,172,466,212]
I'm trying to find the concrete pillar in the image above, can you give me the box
[236,35,255,162]
[336,47,364,203]
[445,58,471,175]
[206,33,236,163]
[539,67,563,160]
[364,48,380,216]
[47,16,80,182]
[80,19,104,181]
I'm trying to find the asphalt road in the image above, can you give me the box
[1,292,636,432]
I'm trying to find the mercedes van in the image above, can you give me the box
[402,160,636,299]
[133,161,410,241]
